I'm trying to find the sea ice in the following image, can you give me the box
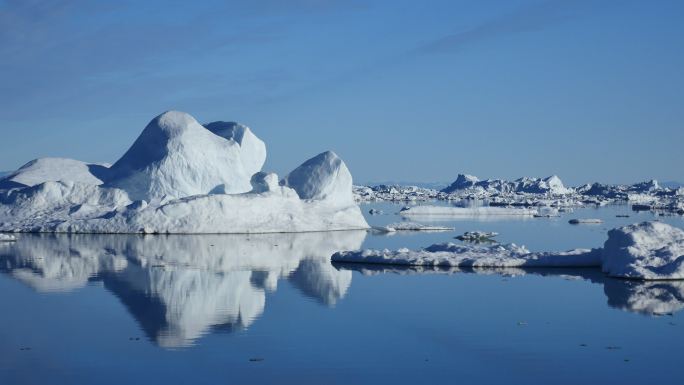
[400,205,537,217]
[332,221,684,280]
[0,233,17,242]
[373,222,454,232]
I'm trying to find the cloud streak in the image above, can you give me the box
[414,0,601,55]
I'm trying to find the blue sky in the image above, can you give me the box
[1,0,682,185]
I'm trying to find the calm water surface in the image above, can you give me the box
[1,203,683,384]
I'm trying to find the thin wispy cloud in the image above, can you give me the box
[415,0,601,55]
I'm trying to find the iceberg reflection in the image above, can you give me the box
[0,231,366,347]
[334,263,684,316]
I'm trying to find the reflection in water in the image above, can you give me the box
[334,263,684,317]
[3,231,683,349]
[0,231,365,348]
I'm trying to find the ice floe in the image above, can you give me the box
[333,221,684,281]
[0,111,368,233]
[455,231,498,242]
[400,205,538,217]
[0,233,17,242]
[373,222,453,233]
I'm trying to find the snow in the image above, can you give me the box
[602,221,684,280]
[373,222,453,232]
[569,218,603,224]
[0,158,108,189]
[0,111,368,233]
[400,205,538,217]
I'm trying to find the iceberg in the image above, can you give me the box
[0,111,368,234]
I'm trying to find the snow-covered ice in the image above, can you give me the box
[354,173,683,216]
[0,233,17,242]
[455,231,498,242]
[332,243,600,268]
[333,221,684,281]
[373,222,453,232]
[0,158,108,189]
[602,221,684,280]
[0,111,369,234]
[400,205,538,217]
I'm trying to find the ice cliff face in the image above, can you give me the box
[0,111,368,233]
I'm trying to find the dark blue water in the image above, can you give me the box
[1,203,682,384]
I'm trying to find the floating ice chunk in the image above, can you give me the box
[455,231,498,242]
[332,243,600,268]
[282,151,354,206]
[534,207,560,218]
[374,222,453,232]
[569,218,603,224]
[602,221,684,280]
[0,233,17,242]
[400,205,537,216]
[368,208,383,215]
[0,158,109,189]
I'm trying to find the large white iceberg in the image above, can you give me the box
[0,111,368,233]
[333,221,684,280]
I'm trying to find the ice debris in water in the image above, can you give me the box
[569,218,603,224]
[455,231,499,242]
[333,221,684,281]
[0,233,17,242]
[373,222,453,233]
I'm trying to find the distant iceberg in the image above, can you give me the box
[0,111,369,234]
